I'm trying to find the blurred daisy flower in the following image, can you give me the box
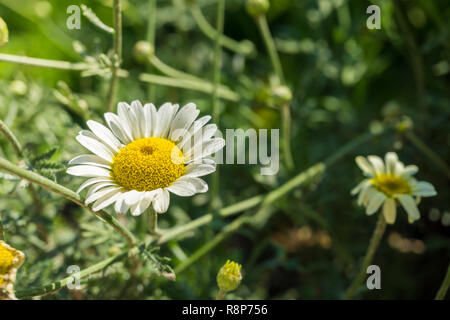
[351,152,437,224]
[0,241,25,300]
[67,101,224,216]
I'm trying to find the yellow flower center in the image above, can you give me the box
[0,243,15,287]
[111,137,185,191]
[371,174,412,198]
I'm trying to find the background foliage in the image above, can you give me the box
[0,0,449,299]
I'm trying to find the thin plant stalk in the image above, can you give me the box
[435,262,450,300]
[0,156,136,246]
[255,15,294,170]
[209,0,225,214]
[0,119,42,222]
[148,208,158,235]
[146,0,157,101]
[404,130,450,179]
[106,0,123,112]
[189,3,254,56]
[345,214,387,300]
[0,53,88,71]
[216,289,226,300]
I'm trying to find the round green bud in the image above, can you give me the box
[216,260,242,292]
[133,41,154,64]
[246,0,270,18]
[272,85,292,105]
[0,17,8,47]
[9,80,27,96]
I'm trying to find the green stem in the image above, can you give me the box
[149,55,203,82]
[256,15,285,83]
[255,15,294,171]
[148,208,158,235]
[0,156,136,246]
[435,262,450,300]
[0,118,24,156]
[345,214,387,300]
[189,4,254,56]
[146,0,157,101]
[0,119,43,227]
[216,288,226,300]
[139,73,240,102]
[106,0,122,112]
[15,246,140,298]
[0,215,4,241]
[404,130,450,180]
[0,53,88,70]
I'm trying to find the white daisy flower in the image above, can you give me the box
[351,152,437,224]
[67,101,225,216]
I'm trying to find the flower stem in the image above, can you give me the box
[148,208,158,235]
[216,289,226,300]
[139,73,239,102]
[435,262,450,300]
[189,3,254,56]
[0,53,88,70]
[256,15,285,83]
[0,156,136,246]
[15,245,142,298]
[146,0,157,101]
[255,15,294,171]
[345,214,387,300]
[404,130,450,180]
[106,0,122,112]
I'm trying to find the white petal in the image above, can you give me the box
[130,193,154,216]
[130,100,146,139]
[86,181,118,199]
[152,189,170,213]
[184,163,216,178]
[382,198,396,224]
[76,132,114,162]
[123,190,145,206]
[384,152,398,175]
[177,116,211,150]
[154,103,178,138]
[351,179,371,196]
[368,155,385,176]
[178,176,208,193]
[412,181,437,197]
[187,138,225,162]
[143,103,158,137]
[87,120,123,152]
[67,165,111,177]
[92,189,122,212]
[85,186,120,205]
[355,156,375,177]
[104,112,133,144]
[118,102,141,140]
[366,191,386,215]
[167,181,196,196]
[114,195,129,214]
[76,177,113,194]
[169,103,199,141]
[397,194,420,222]
[69,154,111,168]
[401,165,419,177]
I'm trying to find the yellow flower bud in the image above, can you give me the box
[216,260,242,293]
[0,17,8,47]
[246,0,270,18]
[0,241,25,300]
[133,41,154,64]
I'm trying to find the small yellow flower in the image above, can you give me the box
[0,240,25,300]
[217,260,242,293]
[352,152,437,224]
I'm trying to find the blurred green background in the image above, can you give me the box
[0,0,449,299]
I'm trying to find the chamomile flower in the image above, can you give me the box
[0,241,25,300]
[67,101,225,216]
[351,152,437,224]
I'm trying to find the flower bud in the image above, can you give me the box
[216,260,242,292]
[133,41,154,64]
[0,17,8,47]
[9,80,27,96]
[272,85,292,105]
[246,0,270,18]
